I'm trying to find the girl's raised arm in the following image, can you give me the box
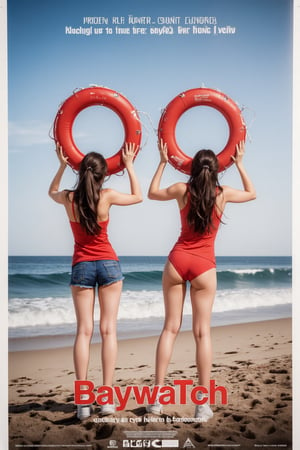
[106,142,143,206]
[48,143,69,204]
[223,141,256,204]
[148,139,185,202]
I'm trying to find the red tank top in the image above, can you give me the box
[171,190,222,260]
[69,201,118,266]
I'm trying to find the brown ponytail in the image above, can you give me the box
[187,150,223,234]
[73,152,107,235]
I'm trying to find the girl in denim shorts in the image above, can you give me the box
[49,142,142,419]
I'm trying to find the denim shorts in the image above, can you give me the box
[70,260,124,288]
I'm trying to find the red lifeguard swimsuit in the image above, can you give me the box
[69,201,118,266]
[169,188,222,281]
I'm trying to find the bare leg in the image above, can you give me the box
[155,260,186,385]
[72,286,95,380]
[190,268,216,390]
[98,280,122,386]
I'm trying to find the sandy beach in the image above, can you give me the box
[9,318,292,449]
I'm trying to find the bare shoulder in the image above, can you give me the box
[100,188,120,205]
[215,186,226,211]
[101,188,117,199]
[168,182,187,196]
[177,182,188,192]
[218,183,256,204]
[57,189,71,205]
[219,185,231,198]
[170,182,188,209]
[65,189,73,199]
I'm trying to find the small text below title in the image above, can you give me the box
[65,25,236,37]
[82,16,218,26]
[64,15,237,37]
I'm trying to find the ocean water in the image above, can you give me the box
[8,256,292,350]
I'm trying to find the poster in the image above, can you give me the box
[4,0,299,448]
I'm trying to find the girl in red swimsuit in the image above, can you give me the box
[147,140,256,421]
[49,142,142,419]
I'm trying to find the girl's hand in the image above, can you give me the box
[122,142,139,168]
[55,142,69,167]
[231,140,245,166]
[158,138,168,163]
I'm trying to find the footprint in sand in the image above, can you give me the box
[193,433,206,443]
[275,402,288,409]
[268,425,276,434]
[241,392,250,399]
[95,423,115,440]
[263,378,276,384]
[280,394,292,401]
[232,414,243,422]
[83,421,94,431]
[243,428,256,439]
[250,399,262,408]
[235,360,253,366]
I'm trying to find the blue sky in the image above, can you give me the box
[8,0,293,256]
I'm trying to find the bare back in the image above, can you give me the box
[62,189,113,223]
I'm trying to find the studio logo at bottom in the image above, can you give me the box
[123,430,179,448]
[122,439,179,448]
[182,437,195,448]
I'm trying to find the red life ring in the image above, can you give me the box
[53,87,142,174]
[158,88,246,174]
